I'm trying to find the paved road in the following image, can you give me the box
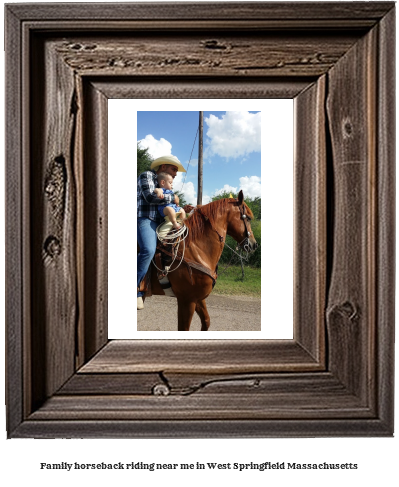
[137,294,261,331]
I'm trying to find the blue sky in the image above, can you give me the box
[138,111,261,205]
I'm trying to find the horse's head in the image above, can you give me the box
[228,190,258,253]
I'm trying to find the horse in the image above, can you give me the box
[145,190,258,331]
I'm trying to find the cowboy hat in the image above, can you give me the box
[150,155,186,172]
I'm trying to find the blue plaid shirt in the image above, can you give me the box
[137,170,174,222]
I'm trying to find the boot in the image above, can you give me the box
[137,296,144,310]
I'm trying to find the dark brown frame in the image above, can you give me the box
[5,2,395,438]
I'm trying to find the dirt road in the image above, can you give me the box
[137,294,261,331]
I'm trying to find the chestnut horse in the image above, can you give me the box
[146,190,258,331]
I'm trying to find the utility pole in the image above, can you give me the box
[197,111,203,205]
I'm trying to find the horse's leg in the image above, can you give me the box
[195,299,211,331]
[177,299,196,331]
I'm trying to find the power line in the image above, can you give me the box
[180,124,199,192]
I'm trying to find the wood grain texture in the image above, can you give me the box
[79,340,321,374]
[5,2,395,438]
[13,417,391,439]
[326,27,376,404]
[5,5,25,436]
[53,33,360,78]
[294,76,326,363]
[82,77,325,372]
[33,371,377,422]
[30,37,78,407]
[7,2,394,23]
[59,371,362,398]
[29,392,372,421]
[92,78,312,100]
[58,372,164,396]
[375,6,395,432]
[81,81,109,363]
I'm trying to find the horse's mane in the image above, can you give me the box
[183,198,253,246]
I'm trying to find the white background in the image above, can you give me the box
[1,1,398,486]
[108,99,293,339]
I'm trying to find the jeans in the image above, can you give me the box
[137,217,158,297]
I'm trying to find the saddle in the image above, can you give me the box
[155,243,218,288]
[137,226,180,298]
[138,238,217,299]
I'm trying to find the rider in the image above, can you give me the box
[156,172,187,230]
[137,155,186,310]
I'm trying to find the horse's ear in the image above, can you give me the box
[237,190,244,205]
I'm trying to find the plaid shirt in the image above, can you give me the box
[137,170,174,222]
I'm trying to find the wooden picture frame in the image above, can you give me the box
[5,2,395,438]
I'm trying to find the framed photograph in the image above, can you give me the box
[5,2,395,437]
[109,99,293,338]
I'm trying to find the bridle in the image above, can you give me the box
[194,199,254,257]
[217,202,253,259]
[238,203,253,253]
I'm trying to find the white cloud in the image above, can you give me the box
[214,184,238,197]
[202,194,212,205]
[239,175,261,198]
[204,111,261,160]
[211,176,261,200]
[173,172,197,206]
[138,134,172,159]
[137,136,198,205]
[185,158,198,167]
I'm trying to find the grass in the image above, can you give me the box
[213,265,261,297]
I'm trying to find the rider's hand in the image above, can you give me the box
[154,188,164,199]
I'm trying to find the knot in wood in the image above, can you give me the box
[45,182,56,196]
[328,301,358,324]
[152,383,170,396]
[44,236,61,258]
[339,301,358,320]
[201,40,227,50]
[45,156,66,212]
[342,118,354,138]
[83,44,97,51]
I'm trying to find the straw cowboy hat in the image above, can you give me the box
[150,155,186,172]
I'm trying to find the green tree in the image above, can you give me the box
[137,143,153,177]
[175,191,188,208]
[212,191,238,202]
[247,196,261,220]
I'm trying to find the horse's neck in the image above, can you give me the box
[187,216,227,269]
